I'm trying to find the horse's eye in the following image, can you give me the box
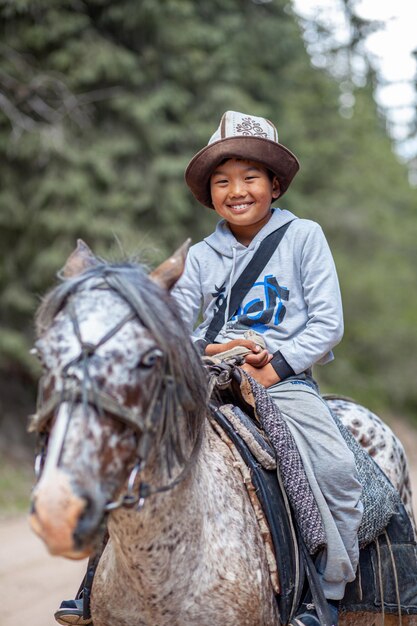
[140,348,163,368]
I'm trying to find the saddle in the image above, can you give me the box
[207,359,417,624]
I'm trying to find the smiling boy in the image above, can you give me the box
[174,110,364,626]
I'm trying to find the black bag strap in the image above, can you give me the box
[204,220,294,343]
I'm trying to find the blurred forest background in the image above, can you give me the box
[1,0,417,459]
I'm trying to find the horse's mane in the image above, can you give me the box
[36,261,208,471]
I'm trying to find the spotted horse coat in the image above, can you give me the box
[326,395,416,533]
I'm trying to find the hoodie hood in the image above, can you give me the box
[203,207,297,257]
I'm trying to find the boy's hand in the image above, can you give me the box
[205,340,263,357]
[244,349,272,368]
[241,362,280,388]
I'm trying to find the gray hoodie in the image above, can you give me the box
[172,208,343,377]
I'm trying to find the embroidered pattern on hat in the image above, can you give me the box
[236,116,268,138]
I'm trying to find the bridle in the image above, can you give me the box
[30,278,203,513]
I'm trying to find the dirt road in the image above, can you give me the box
[1,515,87,626]
[1,417,416,626]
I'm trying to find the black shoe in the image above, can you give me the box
[291,601,339,626]
[54,598,92,625]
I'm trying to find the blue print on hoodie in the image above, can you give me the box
[212,274,290,334]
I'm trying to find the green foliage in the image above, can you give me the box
[0,0,416,430]
[0,459,33,517]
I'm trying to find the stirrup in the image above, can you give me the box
[290,602,338,626]
[54,598,93,625]
[290,602,320,626]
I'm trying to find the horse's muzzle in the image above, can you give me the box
[29,467,97,559]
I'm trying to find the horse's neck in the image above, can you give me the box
[107,420,215,576]
[94,419,278,625]
[105,417,252,581]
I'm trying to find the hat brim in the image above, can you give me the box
[185,136,300,209]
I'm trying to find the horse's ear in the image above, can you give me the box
[61,239,99,278]
[149,239,191,290]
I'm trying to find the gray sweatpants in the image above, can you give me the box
[267,374,363,600]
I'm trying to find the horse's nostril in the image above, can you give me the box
[77,493,99,529]
[82,494,94,517]
[73,492,104,550]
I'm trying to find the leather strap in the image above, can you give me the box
[204,220,294,343]
[299,540,335,626]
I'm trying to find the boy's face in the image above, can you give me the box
[210,159,280,239]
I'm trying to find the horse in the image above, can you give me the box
[29,240,416,626]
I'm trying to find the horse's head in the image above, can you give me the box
[29,240,206,559]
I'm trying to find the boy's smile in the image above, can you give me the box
[210,158,280,245]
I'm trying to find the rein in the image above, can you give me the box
[31,277,203,512]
